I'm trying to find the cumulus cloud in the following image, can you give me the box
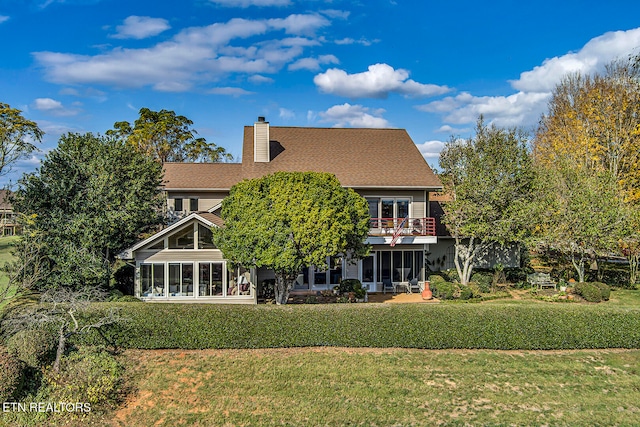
[111,16,171,39]
[248,74,274,84]
[208,0,291,7]
[416,140,445,159]
[288,54,339,71]
[512,28,640,93]
[32,98,80,116]
[419,28,640,128]
[318,103,390,128]
[208,87,254,96]
[33,14,331,91]
[314,63,451,99]
[0,15,9,24]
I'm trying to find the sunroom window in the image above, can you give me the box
[168,226,194,249]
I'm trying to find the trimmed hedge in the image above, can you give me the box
[76,302,640,350]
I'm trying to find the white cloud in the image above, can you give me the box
[32,98,80,116]
[288,54,339,71]
[208,0,291,7]
[34,14,331,91]
[320,10,350,19]
[111,16,171,40]
[420,28,640,129]
[319,103,390,128]
[512,28,640,93]
[416,140,445,158]
[208,87,255,96]
[314,63,451,99]
[334,37,378,46]
[279,108,295,119]
[0,16,9,24]
[435,125,470,134]
[248,74,274,84]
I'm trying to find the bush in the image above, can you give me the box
[471,272,492,293]
[117,295,142,302]
[339,279,366,299]
[6,328,56,368]
[43,347,124,407]
[441,269,460,283]
[0,346,24,401]
[574,282,602,303]
[431,281,456,300]
[428,275,447,286]
[592,282,610,301]
[77,302,640,350]
[458,285,473,300]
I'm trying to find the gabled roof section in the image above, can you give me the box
[163,162,243,190]
[117,212,222,259]
[242,126,442,189]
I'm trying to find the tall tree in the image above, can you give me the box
[213,172,370,304]
[108,108,233,163]
[12,133,164,290]
[439,118,535,286]
[0,102,43,177]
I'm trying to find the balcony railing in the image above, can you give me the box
[369,217,436,236]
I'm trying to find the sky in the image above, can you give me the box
[2,0,640,188]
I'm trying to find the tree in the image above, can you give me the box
[12,133,164,290]
[439,118,535,286]
[0,102,43,176]
[534,60,640,203]
[213,172,370,304]
[108,107,233,163]
[532,165,625,283]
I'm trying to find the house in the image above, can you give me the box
[0,190,19,236]
[119,117,443,303]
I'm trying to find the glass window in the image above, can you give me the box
[199,262,223,296]
[228,265,250,296]
[393,251,403,281]
[381,199,394,219]
[414,251,424,281]
[366,198,379,219]
[329,256,342,285]
[182,264,193,296]
[168,225,195,249]
[397,199,410,223]
[148,240,164,250]
[198,224,216,249]
[141,263,165,297]
[168,263,194,296]
[174,198,183,211]
[190,198,198,211]
[169,263,181,295]
[362,255,374,283]
[378,251,391,282]
[404,251,414,281]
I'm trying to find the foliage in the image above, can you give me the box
[0,102,42,177]
[439,117,536,286]
[458,285,473,300]
[6,327,56,368]
[108,107,232,163]
[11,133,164,290]
[42,347,124,407]
[0,345,24,401]
[470,271,492,293]
[592,282,611,301]
[428,280,456,300]
[338,279,366,299]
[214,172,370,304]
[573,282,604,303]
[77,301,640,350]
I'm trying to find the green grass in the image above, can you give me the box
[92,347,640,426]
[0,235,18,309]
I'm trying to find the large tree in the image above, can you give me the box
[108,107,232,163]
[439,118,535,286]
[213,172,370,304]
[12,133,164,290]
[0,102,43,177]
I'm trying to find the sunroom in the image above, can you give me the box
[118,212,256,304]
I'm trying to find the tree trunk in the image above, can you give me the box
[274,271,296,305]
[628,253,639,286]
[571,253,586,283]
[53,328,67,372]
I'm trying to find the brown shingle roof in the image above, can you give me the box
[196,212,225,228]
[163,124,442,190]
[163,163,243,190]
[242,126,442,188]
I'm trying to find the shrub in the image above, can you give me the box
[441,269,460,283]
[428,275,447,286]
[339,279,366,299]
[107,289,124,301]
[458,285,473,300]
[592,282,610,301]
[0,346,24,401]
[574,282,602,303]
[117,295,142,302]
[471,272,492,293]
[6,328,56,368]
[431,281,456,300]
[43,347,124,407]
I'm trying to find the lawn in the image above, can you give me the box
[94,347,640,426]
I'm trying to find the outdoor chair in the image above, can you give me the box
[382,279,395,294]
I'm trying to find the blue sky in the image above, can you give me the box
[2,0,640,187]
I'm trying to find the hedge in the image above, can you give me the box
[75,302,640,350]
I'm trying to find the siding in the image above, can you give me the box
[136,249,226,263]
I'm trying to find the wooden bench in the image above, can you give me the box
[527,273,557,290]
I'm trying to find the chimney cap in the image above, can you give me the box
[257,116,266,122]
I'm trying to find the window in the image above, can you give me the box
[168,226,194,249]
[198,224,216,249]
[140,263,165,297]
[169,263,193,296]
[174,198,183,212]
[199,262,223,296]
[190,198,198,212]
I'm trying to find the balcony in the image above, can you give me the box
[369,217,436,237]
